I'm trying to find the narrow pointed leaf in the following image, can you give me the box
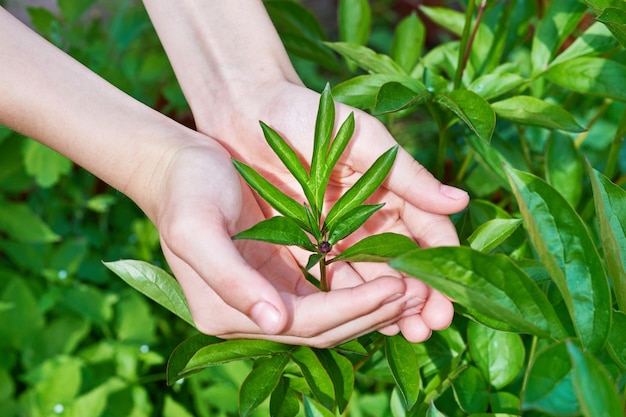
[322,111,354,187]
[291,346,335,411]
[327,204,384,246]
[270,377,300,417]
[310,84,335,213]
[390,247,569,339]
[240,355,290,417]
[232,159,309,231]
[338,0,371,46]
[331,232,418,263]
[567,341,624,417]
[436,90,495,144]
[325,146,398,229]
[305,253,325,271]
[551,22,618,66]
[468,72,527,101]
[467,218,523,253]
[332,74,426,109]
[103,260,194,327]
[314,349,354,414]
[386,335,420,410]
[233,216,315,251]
[260,121,314,202]
[506,167,611,352]
[589,165,626,312]
[492,96,585,132]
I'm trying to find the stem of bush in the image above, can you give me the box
[604,106,626,179]
[454,0,486,89]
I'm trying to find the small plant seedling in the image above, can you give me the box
[231,85,418,291]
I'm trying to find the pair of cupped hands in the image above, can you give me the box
[149,81,469,348]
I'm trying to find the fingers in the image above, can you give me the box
[161,214,291,335]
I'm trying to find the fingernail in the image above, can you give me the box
[441,185,469,200]
[250,301,281,334]
[383,293,404,304]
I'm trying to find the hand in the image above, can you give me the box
[192,81,470,342]
[148,138,422,347]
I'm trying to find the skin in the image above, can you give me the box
[0,1,468,347]
[142,0,469,342]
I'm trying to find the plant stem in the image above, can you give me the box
[353,335,385,372]
[320,256,328,292]
[454,0,486,89]
[456,149,475,183]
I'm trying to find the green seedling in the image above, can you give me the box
[231,85,418,291]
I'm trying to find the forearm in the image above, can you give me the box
[0,8,202,218]
[142,0,302,132]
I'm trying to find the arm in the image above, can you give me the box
[143,0,467,341]
[0,7,416,346]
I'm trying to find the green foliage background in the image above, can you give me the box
[0,0,625,416]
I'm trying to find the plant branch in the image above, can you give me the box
[454,0,487,89]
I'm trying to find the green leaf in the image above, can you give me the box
[608,310,626,368]
[331,232,418,263]
[468,72,528,101]
[324,42,406,75]
[233,216,315,251]
[467,321,525,390]
[545,135,584,207]
[327,204,384,246]
[451,366,489,413]
[426,401,448,417]
[270,377,300,417]
[0,200,60,243]
[103,260,194,327]
[332,74,426,109]
[491,96,585,132]
[167,335,292,385]
[551,22,619,66]
[0,272,44,349]
[385,335,420,409]
[596,7,626,48]
[465,134,513,191]
[23,140,73,188]
[58,0,96,23]
[338,0,371,46]
[319,112,355,211]
[239,355,289,417]
[305,253,325,271]
[436,90,495,144]
[544,57,626,101]
[260,121,313,203]
[467,218,523,253]
[314,350,354,414]
[530,1,587,74]
[506,167,612,352]
[310,85,335,214]
[390,247,568,339]
[373,82,431,115]
[391,13,425,73]
[522,341,579,415]
[325,146,398,229]
[302,396,335,417]
[291,347,336,411]
[265,1,341,72]
[567,341,624,417]
[589,166,626,312]
[232,159,310,231]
